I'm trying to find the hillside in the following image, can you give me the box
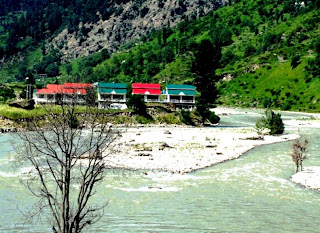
[0,0,225,82]
[1,0,320,112]
[60,0,319,111]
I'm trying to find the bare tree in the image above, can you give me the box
[16,94,119,232]
[290,138,309,173]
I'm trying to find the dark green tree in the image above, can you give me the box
[126,95,147,115]
[191,39,221,123]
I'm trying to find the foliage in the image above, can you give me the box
[0,0,319,112]
[126,95,147,115]
[0,85,15,102]
[290,138,309,173]
[192,39,221,111]
[85,86,97,107]
[291,55,301,69]
[180,110,194,125]
[255,109,285,135]
[305,37,320,78]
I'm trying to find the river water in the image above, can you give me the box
[1,109,320,232]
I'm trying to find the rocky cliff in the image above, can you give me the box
[51,0,225,61]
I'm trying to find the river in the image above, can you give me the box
[1,109,320,232]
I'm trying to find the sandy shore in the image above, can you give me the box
[291,166,320,191]
[105,126,298,174]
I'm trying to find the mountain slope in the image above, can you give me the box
[0,0,225,82]
[60,0,320,111]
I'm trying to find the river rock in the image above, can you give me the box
[137,153,152,157]
[164,130,171,134]
[159,142,171,150]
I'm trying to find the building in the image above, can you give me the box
[34,84,63,104]
[34,83,92,105]
[62,83,93,104]
[132,83,161,102]
[165,84,196,110]
[94,82,127,109]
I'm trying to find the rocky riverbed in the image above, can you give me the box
[104,126,299,174]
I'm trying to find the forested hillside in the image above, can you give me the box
[1,0,320,112]
[59,0,319,111]
[0,0,224,82]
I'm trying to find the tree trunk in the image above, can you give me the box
[295,164,299,173]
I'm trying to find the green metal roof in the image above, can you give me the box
[167,90,196,96]
[98,83,127,89]
[98,88,127,94]
[166,84,196,90]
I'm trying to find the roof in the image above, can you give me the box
[97,83,127,94]
[132,83,161,95]
[99,88,127,94]
[167,90,196,96]
[132,83,160,89]
[36,83,91,95]
[36,84,63,94]
[97,83,127,89]
[133,89,161,95]
[63,83,92,89]
[166,84,196,90]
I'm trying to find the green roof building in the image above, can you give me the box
[165,84,196,110]
[94,82,127,109]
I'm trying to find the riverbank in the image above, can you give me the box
[291,167,320,191]
[104,126,299,174]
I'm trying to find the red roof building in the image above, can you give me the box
[132,83,161,102]
[34,83,93,104]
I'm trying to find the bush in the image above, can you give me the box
[180,110,194,125]
[256,109,285,135]
[196,107,220,124]
[126,95,147,115]
[208,111,220,124]
[135,115,153,124]
[291,55,301,69]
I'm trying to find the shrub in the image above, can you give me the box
[180,110,194,125]
[291,55,301,69]
[256,109,285,135]
[208,111,220,124]
[135,115,153,124]
[126,95,147,115]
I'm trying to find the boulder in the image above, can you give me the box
[9,99,35,110]
[159,142,172,150]
[164,130,171,134]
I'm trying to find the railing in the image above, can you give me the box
[146,99,160,102]
[169,99,194,103]
[99,98,126,102]
[181,100,194,103]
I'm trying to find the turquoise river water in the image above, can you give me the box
[1,109,320,232]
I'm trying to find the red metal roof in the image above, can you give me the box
[132,83,161,95]
[63,83,92,89]
[36,83,91,95]
[36,84,63,94]
[132,83,160,89]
